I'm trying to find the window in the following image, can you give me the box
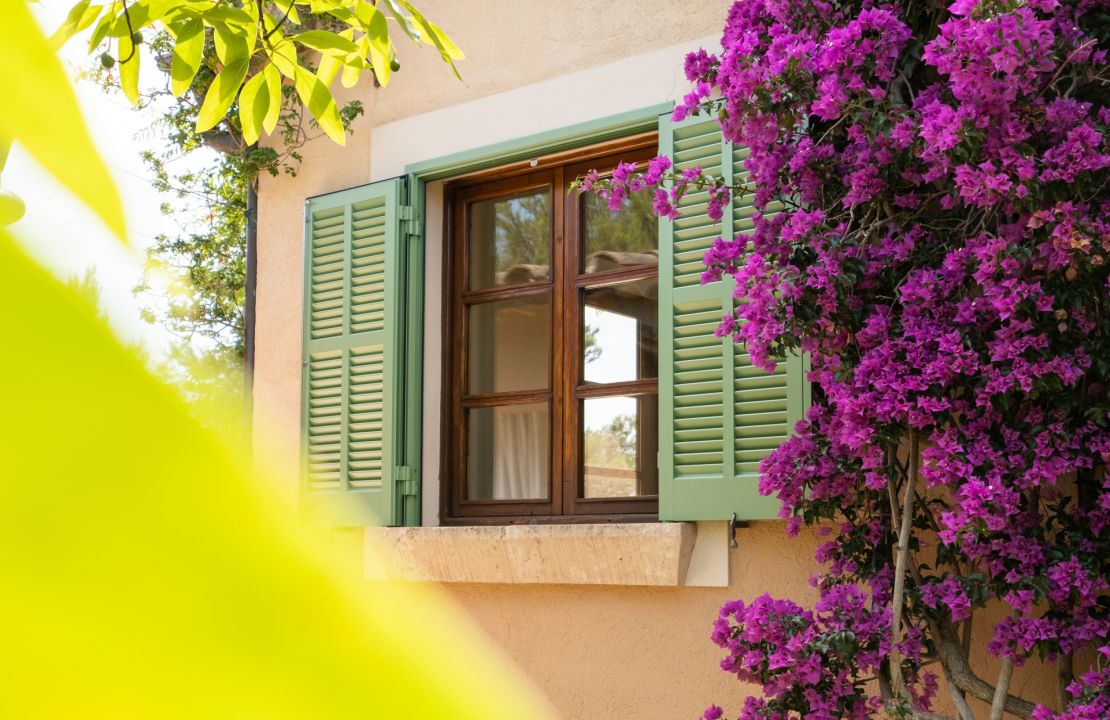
[444,136,659,521]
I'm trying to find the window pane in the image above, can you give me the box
[581,395,658,498]
[582,280,657,384]
[469,189,551,290]
[581,187,657,273]
[467,403,549,501]
[469,294,551,394]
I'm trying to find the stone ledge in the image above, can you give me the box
[364,522,698,586]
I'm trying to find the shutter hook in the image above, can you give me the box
[728,512,738,549]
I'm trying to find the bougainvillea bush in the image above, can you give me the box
[586,1,1110,718]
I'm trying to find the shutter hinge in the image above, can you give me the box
[398,205,422,238]
[395,465,419,497]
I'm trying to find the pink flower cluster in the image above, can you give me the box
[591,1,1110,717]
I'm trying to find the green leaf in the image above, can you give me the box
[107,0,174,37]
[293,66,345,145]
[51,1,102,50]
[380,0,421,42]
[291,30,358,57]
[118,34,140,106]
[169,18,203,98]
[212,22,249,66]
[238,71,269,146]
[316,52,341,89]
[266,31,299,79]
[87,2,118,52]
[398,1,462,79]
[355,2,391,85]
[0,0,126,239]
[262,64,282,134]
[200,5,254,27]
[195,57,249,133]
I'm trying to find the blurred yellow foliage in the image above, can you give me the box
[0,3,553,717]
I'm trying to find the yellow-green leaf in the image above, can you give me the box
[0,1,126,240]
[316,53,341,89]
[195,58,249,133]
[51,1,102,50]
[262,64,282,134]
[292,30,358,57]
[107,0,174,36]
[293,66,345,145]
[212,22,249,66]
[87,1,119,52]
[118,34,140,106]
[340,63,361,89]
[380,0,421,43]
[169,18,203,97]
[399,1,463,79]
[238,71,269,146]
[356,1,391,85]
[268,35,299,79]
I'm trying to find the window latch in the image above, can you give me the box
[728,512,738,550]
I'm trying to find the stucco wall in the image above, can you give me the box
[253,3,1062,719]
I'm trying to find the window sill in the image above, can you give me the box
[364,521,727,587]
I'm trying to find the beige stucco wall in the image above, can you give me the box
[253,3,1063,719]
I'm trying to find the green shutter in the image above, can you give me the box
[658,113,808,522]
[301,178,414,526]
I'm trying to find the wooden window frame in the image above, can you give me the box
[441,133,659,524]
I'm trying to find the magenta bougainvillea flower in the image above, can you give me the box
[586,1,1109,718]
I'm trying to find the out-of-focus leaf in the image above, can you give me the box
[262,63,282,134]
[51,1,102,50]
[239,71,269,145]
[195,58,249,133]
[0,1,126,240]
[292,30,358,57]
[118,34,140,106]
[169,18,203,97]
[293,66,344,145]
[87,2,118,51]
[0,233,558,720]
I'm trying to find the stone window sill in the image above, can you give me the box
[363,521,729,587]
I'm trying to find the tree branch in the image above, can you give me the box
[890,430,919,698]
[932,621,1036,719]
[988,656,1014,720]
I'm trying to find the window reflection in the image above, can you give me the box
[469,190,551,290]
[581,395,658,498]
[581,187,657,273]
[582,280,658,384]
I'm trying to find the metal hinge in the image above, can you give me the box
[398,205,422,238]
[395,465,418,497]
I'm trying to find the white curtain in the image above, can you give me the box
[491,407,547,500]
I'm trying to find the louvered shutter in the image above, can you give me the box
[301,178,410,526]
[658,113,809,521]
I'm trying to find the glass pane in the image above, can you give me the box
[581,187,657,273]
[469,189,551,290]
[581,395,658,498]
[582,280,657,384]
[467,403,550,501]
[469,294,551,394]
